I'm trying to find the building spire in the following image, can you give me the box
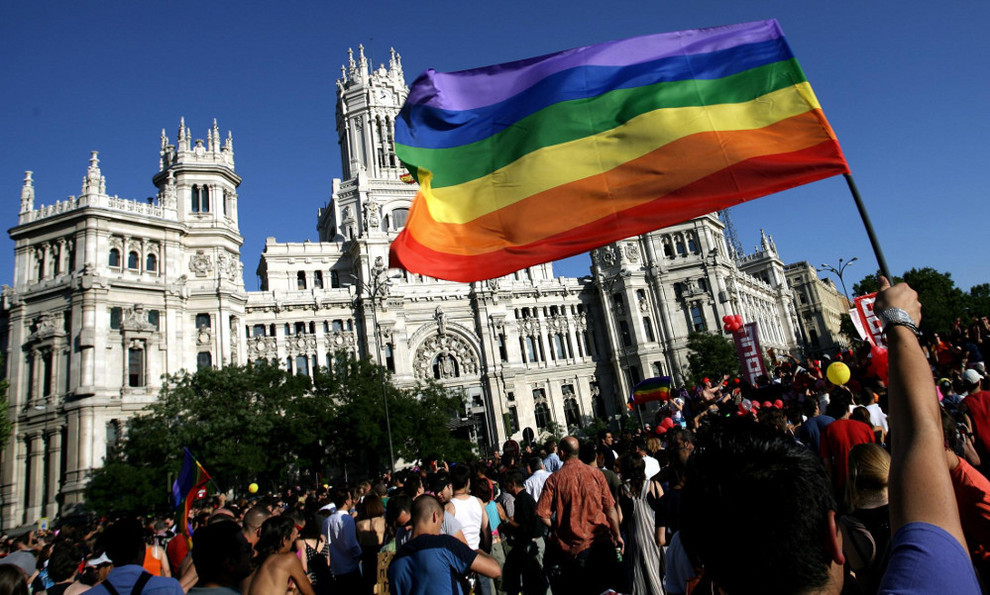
[211,118,220,152]
[20,171,34,213]
[81,151,105,196]
[358,43,368,75]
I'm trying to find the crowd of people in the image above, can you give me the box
[0,278,988,594]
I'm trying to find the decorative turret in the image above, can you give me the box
[20,171,34,214]
[81,151,106,197]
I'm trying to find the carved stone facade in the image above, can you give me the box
[0,46,824,529]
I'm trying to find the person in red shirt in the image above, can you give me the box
[820,391,875,497]
[944,407,990,582]
[962,369,990,465]
[536,436,623,595]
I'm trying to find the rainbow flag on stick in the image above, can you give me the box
[391,19,849,282]
[172,448,211,534]
[629,376,673,409]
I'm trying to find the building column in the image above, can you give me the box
[44,429,62,519]
[25,433,44,524]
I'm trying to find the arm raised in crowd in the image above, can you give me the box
[877,276,967,548]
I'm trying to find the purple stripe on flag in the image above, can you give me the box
[404,19,783,111]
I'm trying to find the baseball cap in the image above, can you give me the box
[963,369,984,385]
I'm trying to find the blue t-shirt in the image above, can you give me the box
[388,534,478,595]
[878,523,981,594]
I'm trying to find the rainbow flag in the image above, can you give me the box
[629,376,673,408]
[172,448,211,534]
[391,20,849,282]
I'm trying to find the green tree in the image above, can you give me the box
[85,355,474,514]
[901,268,966,335]
[966,283,990,320]
[685,331,740,386]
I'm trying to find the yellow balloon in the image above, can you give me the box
[826,362,851,385]
[248,483,259,494]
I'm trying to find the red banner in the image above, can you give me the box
[853,292,883,346]
[734,322,767,385]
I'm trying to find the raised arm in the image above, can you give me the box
[877,276,967,548]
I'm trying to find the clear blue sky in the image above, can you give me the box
[2,1,987,293]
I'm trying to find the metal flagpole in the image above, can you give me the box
[844,174,892,281]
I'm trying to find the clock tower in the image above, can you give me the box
[319,45,412,244]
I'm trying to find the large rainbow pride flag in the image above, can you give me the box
[390,20,849,282]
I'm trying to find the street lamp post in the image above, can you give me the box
[351,265,396,474]
[818,257,858,302]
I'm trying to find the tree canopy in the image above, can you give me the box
[852,267,987,336]
[85,355,472,516]
[685,331,740,386]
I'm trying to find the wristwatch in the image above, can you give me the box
[877,307,922,338]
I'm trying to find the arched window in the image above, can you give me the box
[145,253,157,272]
[297,271,307,290]
[127,251,139,270]
[314,271,324,289]
[191,185,211,213]
[108,248,120,267]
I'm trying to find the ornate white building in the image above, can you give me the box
[785,261,849,354]
[0,45,807,528]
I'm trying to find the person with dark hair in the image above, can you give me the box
[87,517,184,594]
[0,564,28,595]
[681,419,842,593]
[543,439,562,473]
[325,487,362,591]
[387,495,500,595]
[500,469,549,595]
[448,464,492,594]
[820,390,875,497]
[384,493,415,552]
[797,397,834,454]
[246,516,313,595]
[189,521,253,594]
[44,542,83,595]
[536,436,623,595]
[0,551,35,593]
[294,511,331,594]
[356,493,386,595]
[597,431,618,471]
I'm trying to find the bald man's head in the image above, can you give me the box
[560,436,580,459]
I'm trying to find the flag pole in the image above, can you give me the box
[844,174,892,281]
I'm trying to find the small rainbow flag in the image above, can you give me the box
[629,376,673,408]
[391,19,848,282]
[172,448,211,534]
